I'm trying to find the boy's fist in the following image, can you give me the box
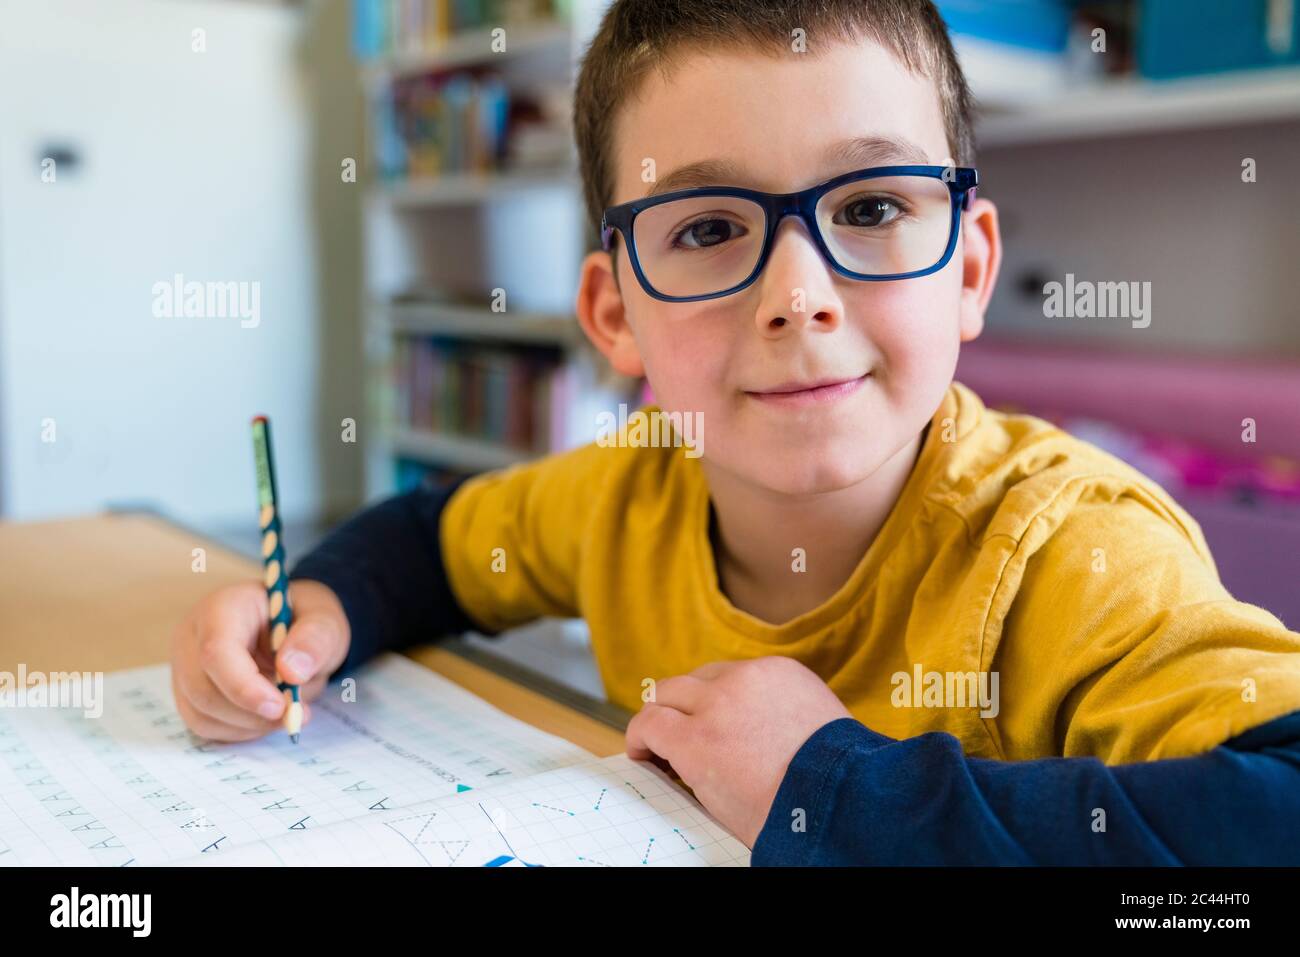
[169,579,350,742]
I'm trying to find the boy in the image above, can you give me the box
[171,0,1300,864]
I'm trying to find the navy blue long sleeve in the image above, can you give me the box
[288,476,491,680]
[751,710,1300,865]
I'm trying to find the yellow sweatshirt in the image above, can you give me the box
[439,380,1300,764]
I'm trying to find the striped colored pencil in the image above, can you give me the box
[251,415,303,743]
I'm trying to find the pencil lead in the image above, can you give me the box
[291,734,299,744]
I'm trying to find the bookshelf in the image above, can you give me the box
[976,66,1300,147]
[353,0,635,500]
[391,427,534,470]
[950,7,1300,359]
[378,169,582,206]
[360,16,573,84]
[379,299,581,345]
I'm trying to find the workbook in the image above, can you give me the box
[0,654,750,867]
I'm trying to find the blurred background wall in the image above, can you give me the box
[0,0,364,533]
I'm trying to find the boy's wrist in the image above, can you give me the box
[750,717,890,865]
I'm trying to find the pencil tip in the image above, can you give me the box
[290,734,299,744]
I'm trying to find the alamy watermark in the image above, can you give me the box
[891,664,1000,718]
[595,404,703,458]
[151,273,261,328]
[0,666,104,718]
[1042,273,1151,329]
[50,887,150,937]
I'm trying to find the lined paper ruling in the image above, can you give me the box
[183,753,750,867]
[0,654,749,866]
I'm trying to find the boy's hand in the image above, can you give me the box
[625,656,851,848]
[169,579,350,742]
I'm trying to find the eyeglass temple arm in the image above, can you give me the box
[956,167,979,211]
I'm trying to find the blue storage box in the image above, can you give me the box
[933,0,1072,53]
[1139,0,1300,78]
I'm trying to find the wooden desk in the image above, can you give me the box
[0,512,625,757]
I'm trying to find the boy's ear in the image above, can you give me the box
[958,196,1002,343]
[575,248,646,378]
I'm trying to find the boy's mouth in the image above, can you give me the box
[745,373,870,406]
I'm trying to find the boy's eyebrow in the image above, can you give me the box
[825,134,930,170]
[644,135,931,198]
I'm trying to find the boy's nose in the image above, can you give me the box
[752,217,844,337]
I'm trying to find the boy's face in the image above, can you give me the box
[577,38,1000,495]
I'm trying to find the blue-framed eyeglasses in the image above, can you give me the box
[601,164,978,303]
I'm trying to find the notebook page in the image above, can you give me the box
[0,654,593,866]
[179,753,751,867]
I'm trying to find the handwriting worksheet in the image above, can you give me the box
[183,752,750,867]
[0,654,748,866]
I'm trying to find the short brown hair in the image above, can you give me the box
[573,0,975,245]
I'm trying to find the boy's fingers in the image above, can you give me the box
[183,669,282,730]
[625,703,690,763]
[299,671,331,703]
[198,632,286,719]
[277,615,346,685]
[176,698,276,743]
[688,661,729,681]
[651,675,706,714]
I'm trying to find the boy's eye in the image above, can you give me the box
[835,196,903,229]
[672,217,747,249]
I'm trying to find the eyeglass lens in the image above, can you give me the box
[629,174,954,298]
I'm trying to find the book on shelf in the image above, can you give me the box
[392,336,639,461]
[353,0,564,62]
[369,70,573,182]
[370,70,512,180]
